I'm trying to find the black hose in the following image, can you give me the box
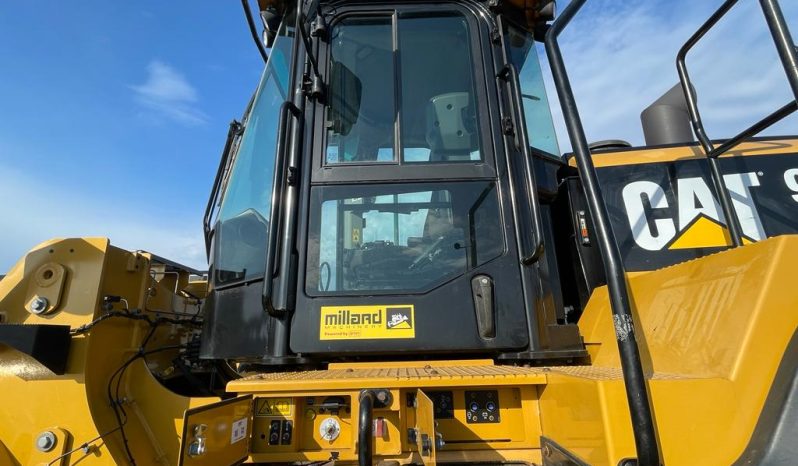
[241,0,268,63]
[358,391,375,466]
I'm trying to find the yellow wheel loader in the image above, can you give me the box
[1,0,797,464]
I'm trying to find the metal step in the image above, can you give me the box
[228,360,549,394]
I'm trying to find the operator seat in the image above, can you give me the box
[425,92,479,162]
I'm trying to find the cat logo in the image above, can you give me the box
[621,172,772,251]
[386,307,413,330]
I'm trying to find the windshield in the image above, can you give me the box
[213,18,294,286]
[505,22,560,157]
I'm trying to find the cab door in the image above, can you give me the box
[292,4,534,355]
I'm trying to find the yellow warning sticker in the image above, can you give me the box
[320,305,415,340]
[254,398,293,417]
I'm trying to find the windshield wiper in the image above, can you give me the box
[203,120,243,258]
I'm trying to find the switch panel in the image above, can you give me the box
[280,420,293,445]
[464,390,500,424]
[428,391,454,419]
[268,420,281,445]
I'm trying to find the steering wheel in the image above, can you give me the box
[408,234,451,271]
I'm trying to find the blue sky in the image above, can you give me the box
[1,0,796,273]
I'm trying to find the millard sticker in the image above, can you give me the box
[230,417,247,444]
[320,305,415,340]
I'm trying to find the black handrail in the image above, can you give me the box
[358,391,375,466]
[544,1,661,465]
[507,63,546,264]
[496,15,546,265]
[706,101,797,160]
[261,101,299,315]
[760,0,798,100]
[677,0,798,247]
[676,0,745,247]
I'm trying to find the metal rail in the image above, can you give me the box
[544,1,661,464]
[677,0,798,247]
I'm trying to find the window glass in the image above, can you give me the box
[214,20,294,285]
[324,13,484,165]
[308,182,504,293]
[399,15,482,163]
[506,23,560,156]
[325,18,395,164]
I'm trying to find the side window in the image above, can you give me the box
[213,21,294,285]
[324,12,484,165]
[506,23,560,157]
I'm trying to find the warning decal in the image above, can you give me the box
[230,417,247,444]
[320,305,415,340]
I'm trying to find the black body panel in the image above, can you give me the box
[0,324,71,374]
[199,283,275,359]
[291,251,530,354]
[597,152,798,271]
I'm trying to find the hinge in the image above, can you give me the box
[287,167,298,186]
[496,64,511,81]
[311,15,328,39]
[303,74,325,100]
[490,27,501,44]
[502,116,514,136]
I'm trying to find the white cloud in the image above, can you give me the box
[131,60,208,126]
[541,0,798,152]
[0,163,207,274]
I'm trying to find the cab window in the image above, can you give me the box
[325,12,483,165]
[307,182,504,293]
[213,20,294,285]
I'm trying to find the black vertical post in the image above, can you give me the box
[759,0,798,101]
[544,0,661,464]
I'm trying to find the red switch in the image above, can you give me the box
[373,417,386,438]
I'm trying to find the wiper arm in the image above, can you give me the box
[203,120,243,258]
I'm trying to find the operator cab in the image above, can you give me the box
[201,0,589,365]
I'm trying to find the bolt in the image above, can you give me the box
[29,296,49,314]
[36,431,56,452]
[543,444,552,457]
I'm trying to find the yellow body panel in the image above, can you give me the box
[1,235,796,465]
[0,239,216,465]
[541,235,798,465]
[570,137,798,168]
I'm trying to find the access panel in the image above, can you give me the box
[179,395,253,466]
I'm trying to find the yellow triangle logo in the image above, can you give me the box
[389,321,412,329]
[668,215,753,250]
